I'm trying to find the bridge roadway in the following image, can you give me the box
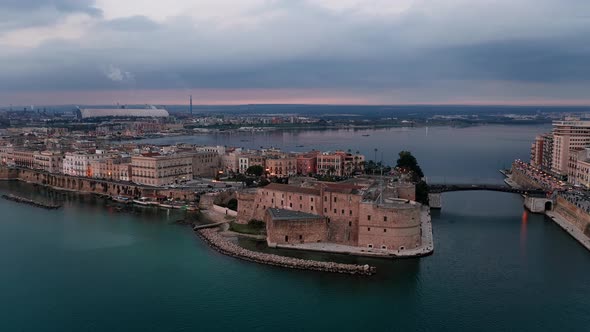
[428,183,547,196]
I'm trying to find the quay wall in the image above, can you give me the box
[196,228,376,276]
[508,166,590,241]
[0,167,19,180]
[0,167,195,201]
[554,197,590,236]
[510,167,544,190]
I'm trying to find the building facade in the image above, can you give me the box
[551,119,590,175]
[192,151,219,178]
[238,181,423,251]
[33,151,63,174]
[131,153,192,186]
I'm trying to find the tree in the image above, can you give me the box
[246,165,264,177]
[415,180,430,205]
[396,151,424,181]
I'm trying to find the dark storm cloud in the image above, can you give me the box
[1,0,590,101]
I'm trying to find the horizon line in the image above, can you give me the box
[2,103,590,108]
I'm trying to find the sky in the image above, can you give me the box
[1,0,589,106]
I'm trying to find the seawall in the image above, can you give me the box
[195,228,376,276]
[509,166,590,251]
[0,166,195,201]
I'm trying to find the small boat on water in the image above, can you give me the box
[112,196,132,204]
[362,134,370,137]
[159,202,174,209]
[133,197,153,206]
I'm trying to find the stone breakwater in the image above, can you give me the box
[196,228,377,276]
[1,194,61,209]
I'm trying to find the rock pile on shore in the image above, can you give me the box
[1,194,61,209]
[196,228,376,276]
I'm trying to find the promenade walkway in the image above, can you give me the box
[546,211,590,252]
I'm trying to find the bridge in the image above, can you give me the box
[428,183,547,196]
[427,184,550,209]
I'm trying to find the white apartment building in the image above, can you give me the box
[551,119,590,175]
[63,151,111,177]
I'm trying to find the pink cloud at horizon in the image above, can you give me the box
[1,88,590,107]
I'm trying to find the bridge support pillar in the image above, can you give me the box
[429,193,442,209]
[524,196,553,214]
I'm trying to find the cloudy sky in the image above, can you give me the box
[1,0,589,105]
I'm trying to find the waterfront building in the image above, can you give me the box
[238,180,422,251]
[568,148,590,188]
[33,151,63,174]
[0,146,13,166]
[551,119,590,175]
[541,133,554,172]
[131,153,192,187]
[11,149,36,169]
[88,155,131,181]
[63,151,111,177]
[530,135,544,167]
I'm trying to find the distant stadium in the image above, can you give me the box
[78,107,169,119]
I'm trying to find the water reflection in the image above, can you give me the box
[521,210,528,257]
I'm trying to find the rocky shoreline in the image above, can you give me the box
[1,194,61,209]
[195,228,377,276]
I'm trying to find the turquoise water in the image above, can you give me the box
[1,124,590,331]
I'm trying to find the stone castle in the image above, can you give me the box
[237,178,424,251]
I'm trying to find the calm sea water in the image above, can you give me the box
[2,124,590,332]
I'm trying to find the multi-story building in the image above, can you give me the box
[131,153,192,186]
[12,149,36,169]
[192,151,219,178]
[541,133,554,172]
[63,151,111,177]
[551,119,590,176]
[296,152,318,175]
[88,156,131,181]
[340,150,365,176]
[266,156,297,178]
[530,135,544,168]
[317,152,343,176]
[33,151,63,173]
[568,148,590,188]
[238,154,266,174]
[220,149,241,174]
[0,146,13,166]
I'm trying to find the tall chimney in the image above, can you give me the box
[190,95,193,115]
